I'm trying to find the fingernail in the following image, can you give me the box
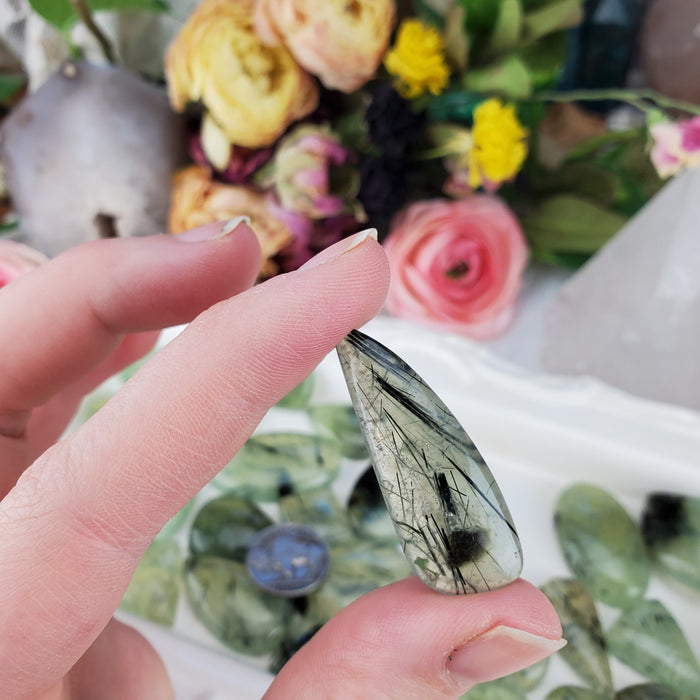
[175,217,251,242]
[447,626,566,687]
[299,228,378,270]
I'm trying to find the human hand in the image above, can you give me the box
[0,222,563,699]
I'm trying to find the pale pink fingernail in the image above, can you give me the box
[175,216,251,242]
[447,626,566,687]
[299,228,378,270]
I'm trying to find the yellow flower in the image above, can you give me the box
[165,0,318,149]
[384,19,450,99]
[468,99,528,190]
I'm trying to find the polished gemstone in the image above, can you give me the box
[336,329,522,595]
[189,493,272,562]
[276,374,314,409]
[185,556,294,655]
[616,683,695,699]
[458,682,523,700]
[540,578,613,693]
[554,484,649,608]
[120,540,181,627]
[214,432,341,501]
[347,464,399,543]
[459,657,549,698]
[304,539,411,623]
[641,493,700,592]
[308,404,370,460]
[542,168,700,412]
[544,687,608,700]
[606,599,700,696]
[246,523,330,598]
[278,488,355,546]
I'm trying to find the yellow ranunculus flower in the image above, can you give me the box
[384,19,450,99]
[255,0,395,93]
[468,99,528,190]
[165,0,319,149]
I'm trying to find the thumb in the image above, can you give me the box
[265,578,564,699]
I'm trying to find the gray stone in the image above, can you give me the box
[337,329,522,595]
[541,168,700,411]
[0,61,186,256]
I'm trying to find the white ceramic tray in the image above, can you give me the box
[117,316,700,699]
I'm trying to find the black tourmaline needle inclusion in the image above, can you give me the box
[337,329,523,595]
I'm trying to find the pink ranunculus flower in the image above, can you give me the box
[0,239,48,290]
[254,0,395,93]
[650,115,700,178]
[271,124,358,220]
[383,197,528,340]
[679,115,700,166]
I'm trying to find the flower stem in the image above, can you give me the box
[531,89,700,117]
[69,0,116,64]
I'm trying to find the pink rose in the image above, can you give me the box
[255,0,395,93]
[0,239,48,290]
[383,197,528,340]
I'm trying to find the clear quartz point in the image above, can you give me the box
[336,329,523,595]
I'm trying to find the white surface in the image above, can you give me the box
[124,315,700,699]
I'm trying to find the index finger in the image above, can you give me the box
[0,231,389,698]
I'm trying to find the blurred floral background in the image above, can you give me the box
[1,3,700,696]
[1,0,700,341]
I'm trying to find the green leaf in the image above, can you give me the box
[529,249,591,268]
[463,54,533,99]
[444,5,470,72]
[0,75,25,102]
[458,0,500,35]
[28,0,168,31]
[488,0,523,54]
[425,90,484,123]
[515,31,568,89]
[522,0,583,41]
[522,194,626,254]
[411,0,445,27]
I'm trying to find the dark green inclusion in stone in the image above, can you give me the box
[641,493,700,592]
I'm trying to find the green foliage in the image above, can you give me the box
[0,75,25,102]
[463,54,533,99]
[522,194,626,265]
[28,0,168,31]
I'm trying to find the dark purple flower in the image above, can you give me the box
[358,155,409,229]
[365,84,426,159]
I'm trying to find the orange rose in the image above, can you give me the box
[166,0,318,148]
[255,0,395,93]
[169,165,293,278]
